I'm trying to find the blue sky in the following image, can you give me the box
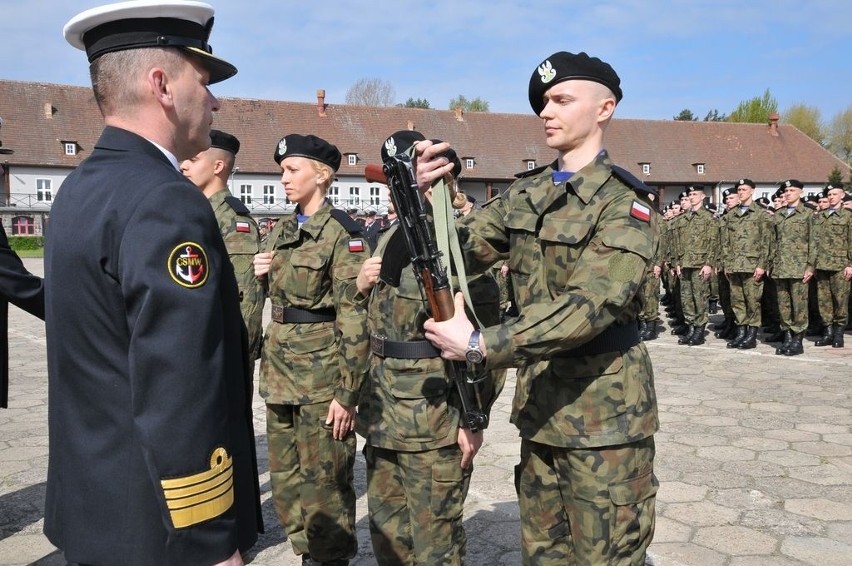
[3,0,850,122]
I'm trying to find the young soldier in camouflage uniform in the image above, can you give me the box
[714,188,740,339]
[419,51,659,566]
[672,185,718,345]
[812,184,852,348]
[667,193,692,336]
[181,130,265,375]
[722,179,773,349]
[253,134,371,566]
[770,180,815,356]
[356,131,506,565]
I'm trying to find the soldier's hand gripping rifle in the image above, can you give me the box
[364,155,488,432]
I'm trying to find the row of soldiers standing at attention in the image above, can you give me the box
[640,178,852,356]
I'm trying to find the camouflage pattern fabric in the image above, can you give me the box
[454,151,659,563]
[812,207,852,326]
[678,268,710,325]
[721,204,773,326]
[515,437,657,565]
[267,402,357,561]
[209,190,265,374]
[260,199,370,562]
[356,223,506,564]
[772,203,815,332]
[638,267,660,323]
[259,199,371,406]
[672,207,718,326]
[364,444,471,566]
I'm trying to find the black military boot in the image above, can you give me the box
[765,328,786,343]
[671,322,689,336]
[688,324,706,346]
[638,320,648,340]
[643,322,658,340]
[677,325,695,345]
[727,325,746,348]
[708,298,719,314]
[712,316,731,332]
[783,332,804,356]
[716,322,736,339]
[814,326,834,347]
[737,326,759,349]
[832,325,845,348]
[775,330,793,355]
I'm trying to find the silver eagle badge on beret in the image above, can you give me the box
[538,60,557,84]
[277,138,287,156]
[384,137,398,158]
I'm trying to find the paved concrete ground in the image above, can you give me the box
[1,259,850,565]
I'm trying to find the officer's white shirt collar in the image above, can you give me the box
[146,138,181,171]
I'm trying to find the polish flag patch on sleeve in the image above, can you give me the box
[348,239,365,253]
[630,200,651,222]
[235,221,251,233]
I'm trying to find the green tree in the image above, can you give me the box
[402,97,431,109]
[783,104,824,145]
[828,166,844,185]
[448,95,489,112]
[727,88,778,123]
[673,109,697,121]
[345,78,395,106]
[826,105,852,164]
[703,109,727,122]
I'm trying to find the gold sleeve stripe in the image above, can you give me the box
[160,447,235,528]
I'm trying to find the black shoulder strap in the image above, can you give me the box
[378,228,411,287]
[224,195,251,216]
[515,161,551,179]
[611,165,657,197]
[329,208,366,236]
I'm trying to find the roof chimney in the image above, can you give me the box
[44,103,56,119]
[768,112,779,137]
[316,89,327,117]
[407,120,415,131]
[454,106,464,122]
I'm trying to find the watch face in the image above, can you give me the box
[465,348,484,364]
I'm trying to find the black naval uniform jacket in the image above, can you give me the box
[0,225,44,408]
[44,127,261,565]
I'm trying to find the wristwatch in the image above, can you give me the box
[465,330,484,365]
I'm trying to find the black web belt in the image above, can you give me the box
[558,322,640,358]
[371,335,441,359]
[271,304,336,324]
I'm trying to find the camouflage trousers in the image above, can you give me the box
[364,444,471,565]
[709,270,719,301]
[727,272,763,327]
[266,402,357,562]
[639,272,660,323]
[816,270,851,326]
[515,437,657,566]
[775,277,810,333]
[678,268,709,325]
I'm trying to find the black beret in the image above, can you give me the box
[773,187,785,200]
[722,188,736,199]
[779,179,804,190]
[274,134,341,171]
[736,178,755,189]
[688,185,705,193]
[209,129,240,155]
[678,191,690,200]
[381,130,426,161]
[529,51,622,115]
[755,196,771,209]
[429,139,462,179]
[824,183,844,192]
[63,1,237,84]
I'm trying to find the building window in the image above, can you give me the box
[641,163,651,175]
[36,178,53,202]
[328,185,340,205]
[262,184,275,205]
[465,158,475,169]
[347,154,357,166]
[64,142,77,156]
[240,184,252,204]
[350,186,360,206]
[696,163,705,174]
[12,216,35,235]
[527,160,536,170]
[369,186,381,206]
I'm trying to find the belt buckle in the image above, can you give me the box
[371,334,386,357]
[271,304,283,323]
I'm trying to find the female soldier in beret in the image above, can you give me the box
[254,134,371,566]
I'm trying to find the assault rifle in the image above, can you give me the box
[364,155,488,432]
